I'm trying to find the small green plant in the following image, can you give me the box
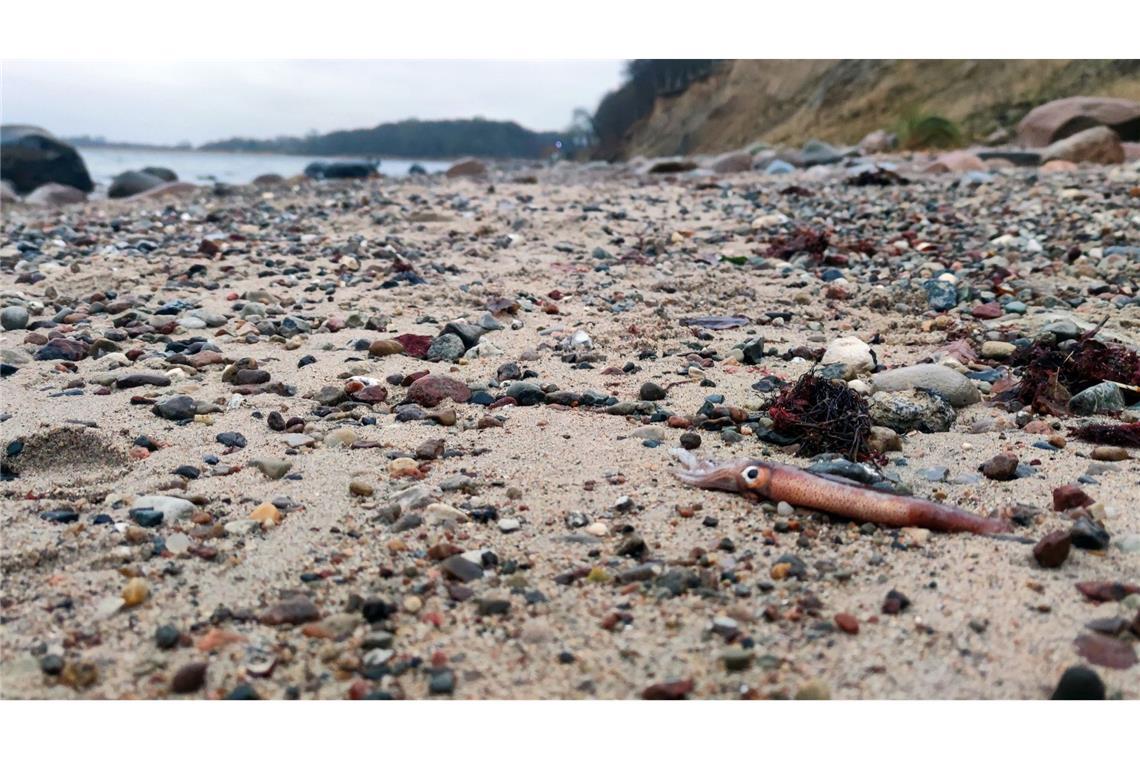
[895,111,962,150]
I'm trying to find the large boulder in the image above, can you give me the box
[108,170,165,198]
[24,183,87,206]
[1039,126,1124,165]
[445,158,488,178]
[1017,97,1140,148]
[0,125,94,194]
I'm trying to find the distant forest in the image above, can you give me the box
[199,118,564,159]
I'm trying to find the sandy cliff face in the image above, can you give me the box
[619,59,1140,157]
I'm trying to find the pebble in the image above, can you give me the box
[1033,531,1071,568]
[1090,446,1130,462]
[980,453,1019,480]
[1051,665,1105,700]
[252,458,292,479]
[121,578,150,608]
[171,662,207,694]
[1,305,30,331]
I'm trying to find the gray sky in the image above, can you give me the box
[1,60,626,145]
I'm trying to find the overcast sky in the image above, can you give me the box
[2,60,626,145]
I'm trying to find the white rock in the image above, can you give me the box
[821,336,875,379]
[498,518,521,533]
[132,495,194,521]
[424,502,468,526]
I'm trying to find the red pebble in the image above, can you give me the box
[834,613,860,634]
[1053,484,1094,512]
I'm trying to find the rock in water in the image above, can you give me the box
[141,166,178,182]
[0,125,94,193]
[108,170,165,198]
[446,159,487,178]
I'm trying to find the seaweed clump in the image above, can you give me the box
[766,227,831,263]
[764,372,877,462]
[1070,422,1140,448]
[1010,322,1140,416]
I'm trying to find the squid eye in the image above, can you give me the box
[742,466,760,482]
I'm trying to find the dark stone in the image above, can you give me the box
[441,555,483,583]
[171,662,208,694]
[476,598,511,616]
[1050,666,1105,700]
[639,382,667,401]
[153,395,197,421]
[504,382,545,406]
[1033,530,1071,568]
[35,338,87,361]
[141,166,178,182]
[155,624,181,650]
[109,170,165,198]
[923,280,958,311]
[679,432,701,450]
[441,321,486,349]
[40,509,79,523]
[304,161,378,180]
[429,668,456,695]
[881,589,911,615]
[216,431,247,449]
[741,338,765,365]
[1070,516,1110,551]
[129,509,163,528]
[114,373,171,389]
[0,125,94,193]
[39,654,65,675]
[361,598,395,623]
[224,683,261,700]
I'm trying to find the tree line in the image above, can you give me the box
[199,118,564,159]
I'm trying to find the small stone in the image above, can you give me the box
[639,382,667,401]
[349,479,374,497]
[122,578,150,607]
[1070,517,1110,551]
[249,502,282,526]
[1053,485,1094,511]
[834,613,859,634]
[1051,666,1105,700]
[498,518,521,533]
[882,589,910,615]
[1033,530,1071,568]
[1090,446,1129,462]
[152,395,197,421]
[171,662,208,694]
[980,341,1016,360]
[388,457,421,477]
[795,680,831,700]
[820,336,874,379]
[441,555,483,583]
[679,432,701,450]
[369,339,404,357]
[405,375,471,407]
[155,624,181,650]
[251,458,291,480]
[426,333,465,363]
[260,596,320,626]
[981,453,1018,481]
[429,669,456,695]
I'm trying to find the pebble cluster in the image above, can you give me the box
[1,158,1138,699]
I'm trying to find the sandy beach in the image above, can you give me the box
[1,160,1137,699]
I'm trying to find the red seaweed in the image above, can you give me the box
[1071,421,1140,447]
[1010,320,1140,416]
[763,372,878,463]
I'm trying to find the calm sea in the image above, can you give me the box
[78,146,451,187]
